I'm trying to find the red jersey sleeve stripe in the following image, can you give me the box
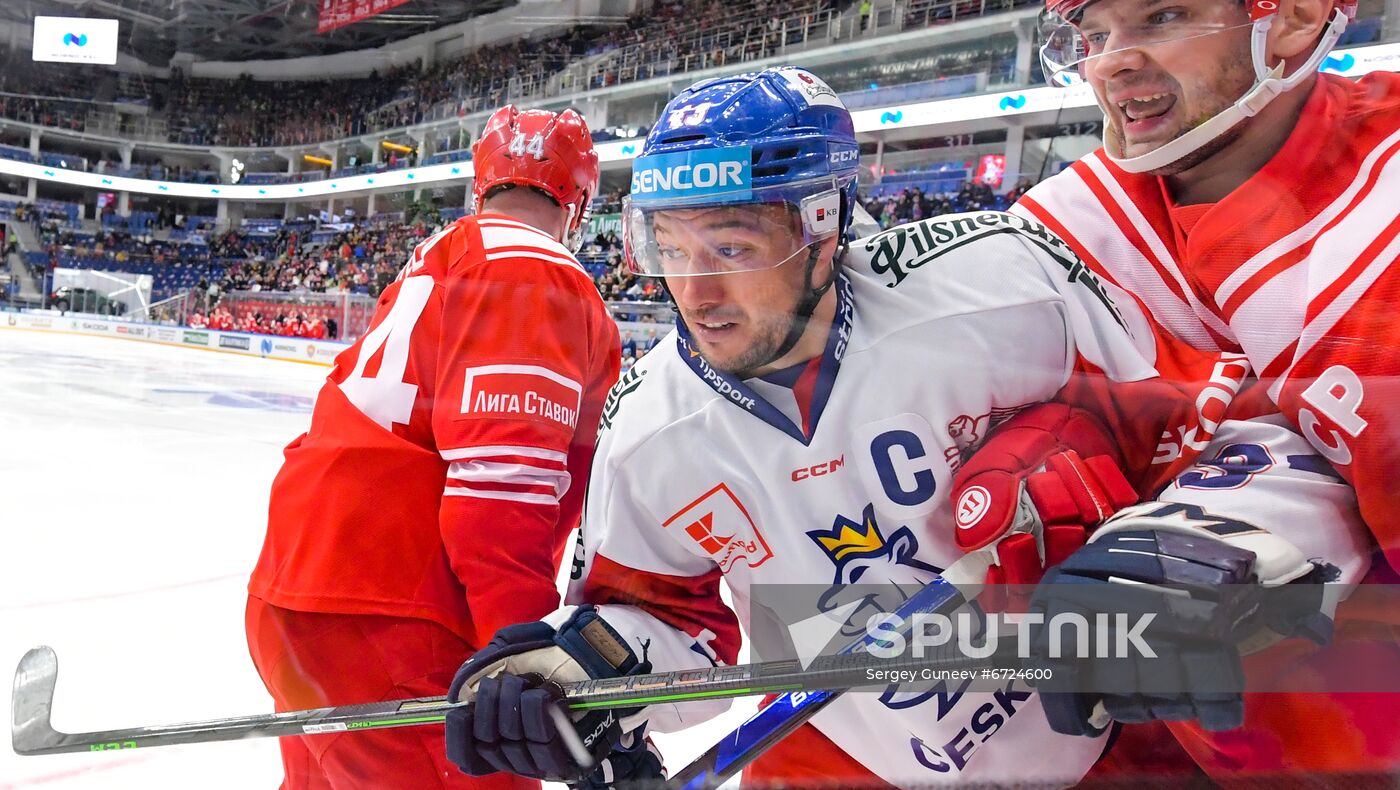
[446,459,571,497]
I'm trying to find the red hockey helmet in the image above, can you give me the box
[471,106,600,251]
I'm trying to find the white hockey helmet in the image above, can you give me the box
[1040,0,1356,173]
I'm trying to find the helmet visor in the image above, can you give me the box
[1040,18,1252,87]
[623,177,846,277]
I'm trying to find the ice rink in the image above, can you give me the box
[0,327,751,789]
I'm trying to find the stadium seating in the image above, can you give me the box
[0,0,1038,149]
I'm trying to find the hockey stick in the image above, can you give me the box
[13,577,1007,756]
[10,639,1008,757]
[665,551,993,790]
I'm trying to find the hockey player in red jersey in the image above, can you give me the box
[1000,0,1400,779]
[1021,0,1400,566]
[246,106,620,789]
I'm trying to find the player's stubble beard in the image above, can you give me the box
[721,295,809,379]
[1105,32,1256,176]
[689,248,834,379]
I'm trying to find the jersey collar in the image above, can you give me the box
[675,271,854,445]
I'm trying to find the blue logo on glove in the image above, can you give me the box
[999,94,1028,112]
[630,147,751,204]
[63,33,88,47]
[879,110,903,125]
[1321,53,1355,73]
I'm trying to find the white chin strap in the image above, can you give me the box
[1106,8,1350,174]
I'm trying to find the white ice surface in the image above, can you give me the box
[0,329,752,789]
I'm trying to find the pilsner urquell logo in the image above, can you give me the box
[63,33,88,47]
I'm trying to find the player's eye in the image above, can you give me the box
[1146,9,1185,27]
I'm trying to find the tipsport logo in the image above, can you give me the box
[663,482,773,572]
[630,147,752,204]
[880,110,904,125]
[63,33,88,47]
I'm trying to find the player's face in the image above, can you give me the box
[656,205,825,376]
[1080,0,1254,167]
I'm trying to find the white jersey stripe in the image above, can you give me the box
[1224,265,1306,377]
[480,226,576,260]
[443,486,559,506]
[1301,148,1400,308]
[1217,125,1400,306]
[1269,226,1400,400]
[482,249,586,274]
[1081,155,1237,343]
[440,444,569,463]
[1236,149,1400,374]
[447,460,571,498]
[477,217,543,233]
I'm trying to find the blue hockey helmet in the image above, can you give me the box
[623,66,860,277]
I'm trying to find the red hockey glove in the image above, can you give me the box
[950,403,1138,586]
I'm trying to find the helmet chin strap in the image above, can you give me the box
[757,240,842,372]
[1106,8,1350,174]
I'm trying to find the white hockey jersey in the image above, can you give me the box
[562,212,1359,785]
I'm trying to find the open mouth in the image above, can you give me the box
[1118,93,1176,124]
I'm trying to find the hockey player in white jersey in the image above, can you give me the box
[439,67,1370,787]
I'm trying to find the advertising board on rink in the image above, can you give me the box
[0,310,348,366]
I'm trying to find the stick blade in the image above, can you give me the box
[12,646,63,755]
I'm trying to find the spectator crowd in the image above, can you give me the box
[0,0,1056,150]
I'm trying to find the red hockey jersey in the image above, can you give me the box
[249,214,621,648]
[1016,72,1400,778]
[1015,72,1400,568]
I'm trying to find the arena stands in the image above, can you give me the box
[12,159,1035,336]
[0,0,1042,149]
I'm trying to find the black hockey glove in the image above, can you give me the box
[445,605,659,784]
[1027,502,1337,737]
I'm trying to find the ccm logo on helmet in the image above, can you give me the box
[829,148,859,165]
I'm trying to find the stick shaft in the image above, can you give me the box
[16,558,994,758]
[666,570,983,789]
